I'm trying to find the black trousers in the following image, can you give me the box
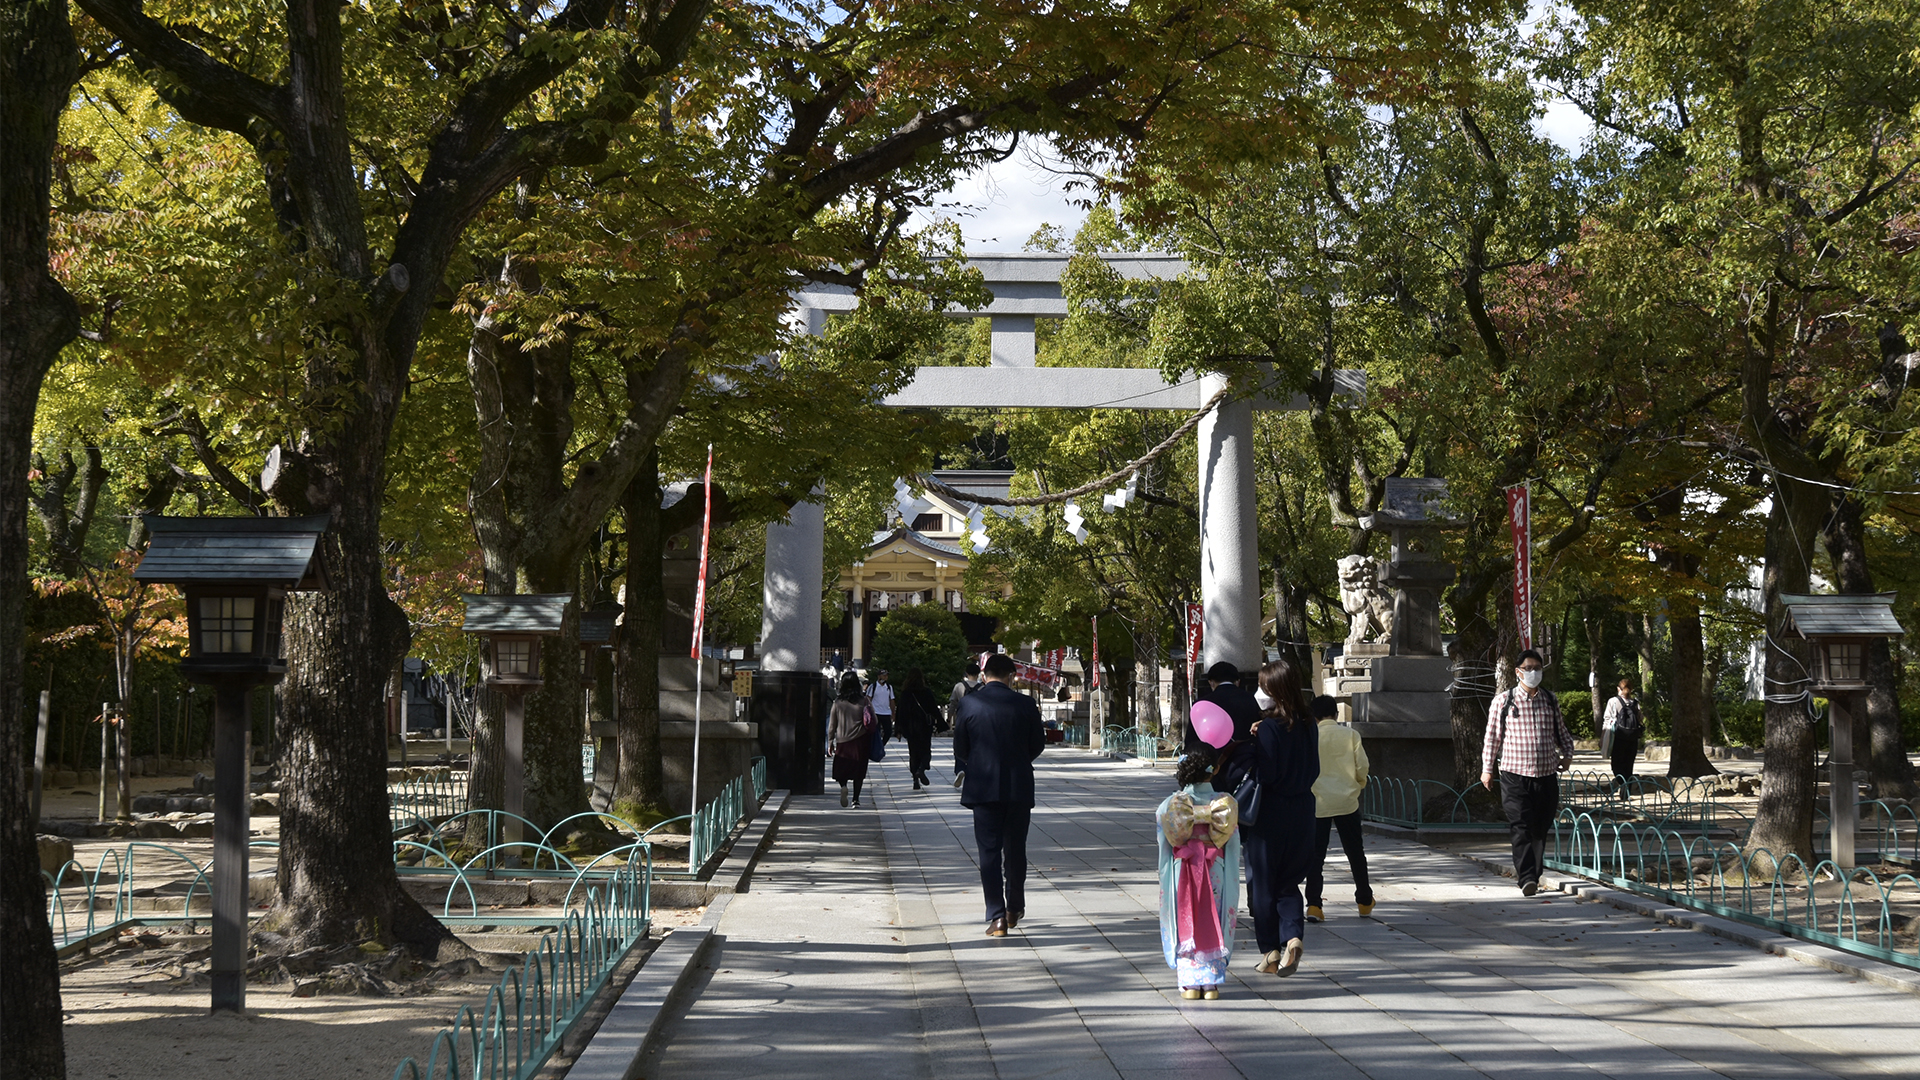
[1306,810,1373,908]
[1608,731,1639,793]
[1243,794,1316,952]
[971,802,1032,922]
[1499,771,1560,886]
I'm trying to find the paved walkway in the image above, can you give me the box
[642,750,1920,1080]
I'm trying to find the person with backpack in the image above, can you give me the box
[1480,649,1575,896]
[1601,678,1644,800]
[829,673,875,808]
[946,661,981,732]
[895,668,942,790]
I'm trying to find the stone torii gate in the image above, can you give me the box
[757,252,1365,684]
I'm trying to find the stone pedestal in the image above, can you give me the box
[1345,479,1460,784]
[659,720,759,817]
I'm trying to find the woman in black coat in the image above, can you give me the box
[895,668,942,790]
[1242,658,1319,977]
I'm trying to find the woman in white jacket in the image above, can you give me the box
[1305,695,1374,922]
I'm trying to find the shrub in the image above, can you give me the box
[1719,700,1765,747]
[870,603,968,694]
[1556,691,1596,740]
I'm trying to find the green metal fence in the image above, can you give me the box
[1548,809,1920,972]
[750,756,768,801]
[388,858,653,1080]
[389,770,469,835]
[1103,726,1171,760]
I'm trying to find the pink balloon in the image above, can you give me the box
[1190,700,1234,748]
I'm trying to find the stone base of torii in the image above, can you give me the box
[749,253,1366,789]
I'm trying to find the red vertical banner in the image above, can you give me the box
[1505,481,1532,652]
[690,445,714,659]
[1184,602,1204,666]
[1090,616,1102,689]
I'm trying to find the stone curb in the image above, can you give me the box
[553,791,789,1079]
[648,788,790,907]
[561,926,718,1080]
[1423,833,1920,999]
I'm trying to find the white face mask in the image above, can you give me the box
[1518,668,1543,689]
[1253,687,1275,710]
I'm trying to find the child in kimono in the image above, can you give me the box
[1157,749,1241,1000]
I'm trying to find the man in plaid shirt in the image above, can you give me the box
[1480,649,1573,895]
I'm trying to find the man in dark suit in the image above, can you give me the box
[1184,660,1261,754]
[953,652,1046,937]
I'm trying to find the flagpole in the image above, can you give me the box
[689,445,714,871]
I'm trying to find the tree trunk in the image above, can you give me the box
[1274,574,1314,692]
[1585,601,1607,731]
[1823,496,1916,800]
[1,1,80,1071]
[1447,562,1504,788]
[614,451,667,813]
[1138,623,1161,738]
[272,466,460,957]
[1665,600,1717,777]
[1636,612,1660,727]
[1746,477,1828,869]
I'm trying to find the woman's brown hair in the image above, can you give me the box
[1257,659,1306,729]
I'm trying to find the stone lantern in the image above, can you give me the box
[133,514,331,1013]
[1780,592,1905,869]
[462,594,570,841]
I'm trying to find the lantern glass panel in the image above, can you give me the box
[496,638,536,677]
[199,596,255,654]
[1826,641,1866,684]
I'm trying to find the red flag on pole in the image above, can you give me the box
[1505,482,1532,652]
[1185,602,1204,666]
[690,446,714,659]
[1090,616,1102,689]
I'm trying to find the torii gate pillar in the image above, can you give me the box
[1196,373,1262,672]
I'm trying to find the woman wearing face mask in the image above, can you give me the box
[1479,649,1574,896]
[1240,659,1319,977]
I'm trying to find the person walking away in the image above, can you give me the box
[870,669,896,742]
[1305,694,1373,923]
[1243,659,1319,977]
[1185,661,1260,755]
[1481,649,1574,895]
[954,653,1046,936]
[946,661,980,733]
[896,668,941,790]
[1157,748,1240,1000]
[829,673,874,808]
[1601,678,1644,800]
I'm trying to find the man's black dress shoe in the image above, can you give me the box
[1006,910,1023,929]
[985,916,1008,937]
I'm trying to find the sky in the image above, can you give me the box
[915,104,1595,253]
[914,3,1597,254]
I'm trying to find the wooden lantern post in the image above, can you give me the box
[1779,593,1905,871]
[462,595,569,847]
[133,514,331,1014]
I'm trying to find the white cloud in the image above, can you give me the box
[910,140,1098,253]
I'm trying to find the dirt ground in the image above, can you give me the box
[58,916,692,1080]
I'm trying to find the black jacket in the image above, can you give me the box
[953,681,1045,808]
[1183,680,1262,754]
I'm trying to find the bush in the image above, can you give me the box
[1719,700,1765,747]
[1556,691,1596,740]
[870,603,968,695]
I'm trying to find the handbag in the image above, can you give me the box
[1233,772,1262,829]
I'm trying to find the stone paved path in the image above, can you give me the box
[641,749,1920,1080]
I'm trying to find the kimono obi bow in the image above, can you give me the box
[1160,792,1238,849]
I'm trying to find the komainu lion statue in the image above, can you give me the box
[1337,554,1394,645]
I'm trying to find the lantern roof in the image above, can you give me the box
[462,594,570,635]
[1779,593,1905,640]
[1359,477,1462,529]
[579,605,621,646]
[134,515,331,589]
